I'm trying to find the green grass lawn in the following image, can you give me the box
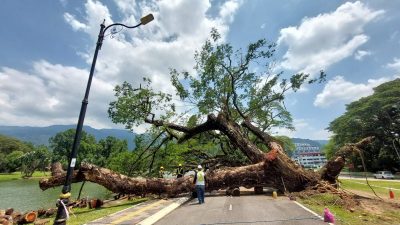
[299,193,400,225]
[0,171,50,181]
[339,179,400,198]
[44,198,148,225]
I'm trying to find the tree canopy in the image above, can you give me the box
[328,78,400,172]
[108,29,324,174]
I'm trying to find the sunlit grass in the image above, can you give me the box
[299,193,400,225]
[339,179,400,198]
[44,198,148,225]
[0,171,50,181]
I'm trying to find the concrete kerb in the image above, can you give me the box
[83,200,150,225]
[137,196,192,225]
[294,201,334,225]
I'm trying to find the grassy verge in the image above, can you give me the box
[0,171,50,181]
[298,193,400,225]
[43,198,148,225]
[340,179,400,198]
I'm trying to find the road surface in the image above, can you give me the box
[154,195,327,225]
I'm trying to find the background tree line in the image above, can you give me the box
[325,78,400,172]
[0,130,129,177]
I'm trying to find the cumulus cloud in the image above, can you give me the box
[314,76,390,108]
[386,57,400,72]
[278,1,384,75]
[354,50,372,61]
[0,0,242,131]
[273,119,332,140]
[0,61,114,128]
[64,13,87,31]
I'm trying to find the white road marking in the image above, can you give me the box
[294,201,334,225]
[229,204,232,211]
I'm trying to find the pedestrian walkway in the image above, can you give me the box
[86,196,190,225]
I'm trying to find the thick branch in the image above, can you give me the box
[320,136,374,183]
[144,118,191,132]
[178,114,219,143]
[241,118,284,152]
[40,150,318,196]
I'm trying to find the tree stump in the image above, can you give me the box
[17,211,37,224]
[5,208,13,215]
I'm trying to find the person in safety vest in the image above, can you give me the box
[159,166,165,178]
[176,163,184,178]
[193,165,206,204]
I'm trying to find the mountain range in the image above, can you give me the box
[0,125,328,150]
[0,125,136,149]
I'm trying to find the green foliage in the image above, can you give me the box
[107,29,325,173]
[20,145,51,177]
[274,135,295,156]
[3,150,24,173]
[49,129,129,169]
[0,135,32,155]
[0,134,51,174]
[328,78,400,171]
[97,136,128,167]
[49,129,98,167]
[322,139,338,160]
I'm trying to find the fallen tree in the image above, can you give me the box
[40,137,373,197]
[39,31,374,197]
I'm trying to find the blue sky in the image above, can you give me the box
[1,0,399,140]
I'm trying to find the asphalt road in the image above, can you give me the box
[154,195,327,225]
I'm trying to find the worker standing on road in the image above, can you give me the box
[176,163,184,178]
[193,165,206,204]
[159,166,165,178]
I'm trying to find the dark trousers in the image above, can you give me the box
[196,185,205,204]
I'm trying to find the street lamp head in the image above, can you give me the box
[140,14,154,25]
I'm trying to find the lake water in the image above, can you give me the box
[0,179,111,212]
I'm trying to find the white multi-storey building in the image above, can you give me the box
[292,142,327,168]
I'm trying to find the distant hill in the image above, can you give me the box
[291,138,326,148]
[314,140,328,147]
[0,125,136,149]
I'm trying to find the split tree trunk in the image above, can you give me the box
[40,137,373,196]
[40,148,319,196]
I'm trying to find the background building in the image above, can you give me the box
[291,139,327,168]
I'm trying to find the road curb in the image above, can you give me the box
[84,200,150,224]
[137,196,191,225]
[294,201,334,225]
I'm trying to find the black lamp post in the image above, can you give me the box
[53,14,154,225]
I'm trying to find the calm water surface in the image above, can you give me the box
[0,179,111,211]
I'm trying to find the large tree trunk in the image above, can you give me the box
[40,107,372,197]
[40,148,319,196]
[319,137,374,183]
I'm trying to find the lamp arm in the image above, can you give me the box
[103,23,142,35]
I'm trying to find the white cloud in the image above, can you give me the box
[314,76,390,108]
[64,13,87,31]
[273,119,332,140]
[386,57,400,72]
[354,50,372,61]
[0,0,242,132]
[260,23,266,29]
[0,61,114,128]
[278,1,384,75]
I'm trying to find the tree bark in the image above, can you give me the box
[40,120,372,197]
[319,137,374,183]
[40,149,318,196]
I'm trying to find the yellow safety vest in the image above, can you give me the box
[196,171,205,185]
